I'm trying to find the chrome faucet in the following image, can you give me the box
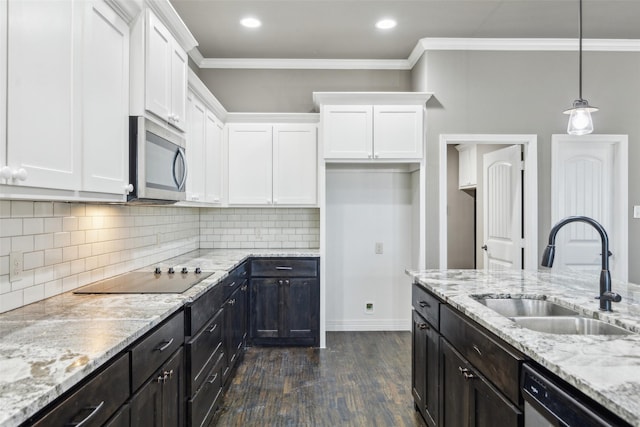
[541,216,622,311]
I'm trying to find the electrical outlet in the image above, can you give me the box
[255,228,262,240]
[365,301,374,314]
[375,242,383,254]
[9,252,23,282]
[634,206,640,219]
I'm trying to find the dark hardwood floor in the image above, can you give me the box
[215,331,425,427]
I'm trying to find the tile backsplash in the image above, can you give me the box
[0,201,319,313]
[200,207,320,249]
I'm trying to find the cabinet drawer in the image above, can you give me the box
[187,284,223,336]
[131,311,185,392]
[412,284,440,328]
[232,261,249,280]
[186,309,223,396]
[188,352,225,427]
[251,258,318,277]
[441,305,522,405]
[32,353,130,427]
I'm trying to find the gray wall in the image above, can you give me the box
[198,69,412,112]
[411,50,640,281]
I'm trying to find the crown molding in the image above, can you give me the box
[225,113,320,124]
[198,58,411,70]
[187,68,228,121]
[192,38,640,71]
[145,0,198,52]
[105,0,142,24]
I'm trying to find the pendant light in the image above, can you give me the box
[563,0,597,135]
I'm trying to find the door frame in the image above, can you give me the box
[438,134,538,270]
[551,134,628,281]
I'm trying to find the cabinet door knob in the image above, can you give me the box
[12,168,28,181]
[0,166,12,180]
[125,183,134,194]
[419,323,429,330]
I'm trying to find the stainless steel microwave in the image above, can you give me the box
[128,116,187,204]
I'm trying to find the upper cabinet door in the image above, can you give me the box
[227,124,273,205]
[170,43,188,131]
[273,124,317,205]
[6,0,80,190]
[322,105,373,159]
[145,10,172,122]
[82,0,129,195]
[204,111,223,204]
[373,105,423,159]
[186,92,206,201]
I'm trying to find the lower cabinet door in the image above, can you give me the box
[105,404,130,427]
[250,278,280,339]
[130,375,163,426]
[469,369,523,427]
[412,310,439,427]
[285,278,319,341]
[441,340,470,427]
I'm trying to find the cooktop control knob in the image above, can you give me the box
[168,267,175,274]
[181,267,188,274]
[195,267,202,274]
[154,267,162,274]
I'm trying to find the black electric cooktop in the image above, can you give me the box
[73,268,214,294]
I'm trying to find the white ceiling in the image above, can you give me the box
[169,0,640,61]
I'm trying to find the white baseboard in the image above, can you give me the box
[326,318,411,331]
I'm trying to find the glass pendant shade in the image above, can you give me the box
[564,99,598,136]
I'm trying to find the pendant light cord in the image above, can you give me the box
[578,0,583,100]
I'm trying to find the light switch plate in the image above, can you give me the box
[9,252,23,282]
[634,206,640,219]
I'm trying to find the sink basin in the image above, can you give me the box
[511,317,632,335]
[474,297,579,317]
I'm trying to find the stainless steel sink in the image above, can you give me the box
[510,317,632,335]
[474,297,579,317]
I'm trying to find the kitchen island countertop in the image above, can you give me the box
[0,249,319,427]
[406,268,640,426]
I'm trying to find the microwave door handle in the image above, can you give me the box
[173,148,188,191]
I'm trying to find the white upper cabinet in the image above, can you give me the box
[228,124,274,205]
[373,105,423,159]
[2,0,135,200]
[273,124,318,205]
[314,92,431,162]
[322,105,373,159]
[456,144,477,189]
[82,0,130,195]
[145,10,187,131]
[204,111,224,204]
[227,122,318,206]
[186,91,206,201]
[5,0,79,191]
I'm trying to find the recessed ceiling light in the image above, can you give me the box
[375,19,397,30]
[240,17,262,28]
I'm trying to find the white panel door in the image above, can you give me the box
[227,124,273,205]
[273,124,317,205]
[204,111,223,204]
[170,41,187,131]
[483,145,523,270]
[82,0,129,195]
[145,10,171,122]
[186,92,206,201]
[7,0,80,190]
[323,105,372,159]
[551,135,627,281]
[0,0,6,170]
[373,105,423,159]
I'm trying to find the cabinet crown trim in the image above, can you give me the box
[145,0,198,52]
[226,112,320,124]
[312,92,433,110]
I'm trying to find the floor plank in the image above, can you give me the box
[216,331,425,427]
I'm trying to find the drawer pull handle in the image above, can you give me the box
[72,401,104,427]
[276,266,293,270]
[207,372,218,384]
[228,281,236,287]
[418,301,430,308]
[418,323,429,330]
[208,323,218,333]
[156,338,174,352]
[472,344,482,356]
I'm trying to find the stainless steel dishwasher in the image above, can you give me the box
[521,364,629,427]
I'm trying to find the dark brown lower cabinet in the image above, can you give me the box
[105,404,130,427]
[131,347,185,427]
[223,280,247,384]
[441,340,522,427]
[411,310,439,427]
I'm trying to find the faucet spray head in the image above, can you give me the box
[541,245,556,267]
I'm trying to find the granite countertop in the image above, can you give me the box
[0,249,319,427]
[406,268,640,426]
